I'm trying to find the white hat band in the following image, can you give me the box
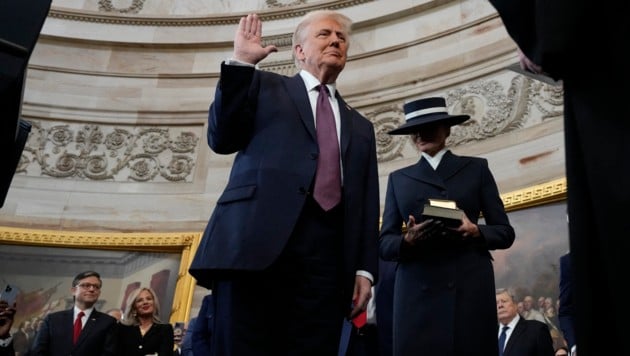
[405,106,448,121]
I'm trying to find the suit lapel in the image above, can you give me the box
[435,151,470,181]
[75,310,99,348]
[285,74,316,140]
[336,92,353,159]
[503,318,525,355]
[401,158,445,190]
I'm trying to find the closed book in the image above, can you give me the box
[422,203,463,228]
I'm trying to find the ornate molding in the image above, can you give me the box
[16,121,201,182]
[49,0,373,26]
[98,0,145,14]
[501,177,566,211]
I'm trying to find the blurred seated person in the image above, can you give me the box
[496,288,554,356]
[118,287,174,356]
[0,300,16,356]
[105,308,123,323]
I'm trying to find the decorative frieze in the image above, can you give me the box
[16,121,200,183]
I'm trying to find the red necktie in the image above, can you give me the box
[313,84,341,211]
[73,311,84,345]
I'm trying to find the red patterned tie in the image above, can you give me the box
[313,84,341,211]
[73,311,84,345]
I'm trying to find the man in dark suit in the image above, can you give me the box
[188,9,380,356]
[31,271,118,356]
[189,293,213,356]
[558,252,575,355]
[496,288,554,356]
[488,1,630,354]
[379,97,515,356]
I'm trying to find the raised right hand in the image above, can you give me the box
[233,13,278,65]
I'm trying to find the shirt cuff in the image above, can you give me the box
[0,334,12,347]
[224,58,257,68]
[356,270,374,285]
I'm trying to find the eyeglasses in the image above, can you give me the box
[76,283,101,290]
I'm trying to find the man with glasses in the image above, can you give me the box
[31,271,118,356]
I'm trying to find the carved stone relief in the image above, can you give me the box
[98,0,146,14]
[266,0,308,8]
[16,121,200,182]
[372,74,564,163]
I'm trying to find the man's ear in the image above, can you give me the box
[294,44,304,60]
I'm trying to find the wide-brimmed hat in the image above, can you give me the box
[388,97,470,135]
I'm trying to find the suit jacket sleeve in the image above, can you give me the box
[476,159,515,250]
[208,62,258,154]
[191,295,213,355]
[488,0,590,79]
[558,253,576,348]
[100,316,119,356]
[31,313,52,356]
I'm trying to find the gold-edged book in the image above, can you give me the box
[422,199,463,228]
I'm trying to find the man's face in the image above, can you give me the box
[496,292,518,324]
[71,276,101,308]
[295,17,348,79]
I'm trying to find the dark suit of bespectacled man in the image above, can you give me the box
[31,271,118,356]
[189,9,380,356]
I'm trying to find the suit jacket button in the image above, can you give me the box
[311,153,318,160]
[298,187,307,195]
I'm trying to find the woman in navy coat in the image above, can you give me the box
[379,97,515,356]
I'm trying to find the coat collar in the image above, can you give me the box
[400,151,471,187]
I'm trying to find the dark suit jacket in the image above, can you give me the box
[503,317,554,356]
[558,252,575,349]
[31,308,118,356]
[117,323,174,356]
[190,294,213,356]
[0,343,13,356]
[379,152,515,356]
[189,64,380,298]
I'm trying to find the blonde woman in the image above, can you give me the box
[118,287,174,356]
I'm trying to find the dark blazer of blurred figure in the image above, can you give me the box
[488,1,630,354]
[189,9,379,356]
[380,97,515,356]
[117,287,174,356]
[497,288,554,356]
[31,271,118,356]
[558,252,575,352]
[190,294,213,356]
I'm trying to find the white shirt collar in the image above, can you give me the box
[421,148,449,170]
[74,306,94,319]
[299,70,337,97]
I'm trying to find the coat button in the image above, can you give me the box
[299,187,307,194]
[311,153,318,160]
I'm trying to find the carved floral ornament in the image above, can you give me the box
[13,74,561,182]
[371,75,564,162]
[17,122,200,182]
[98,0,145,14]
